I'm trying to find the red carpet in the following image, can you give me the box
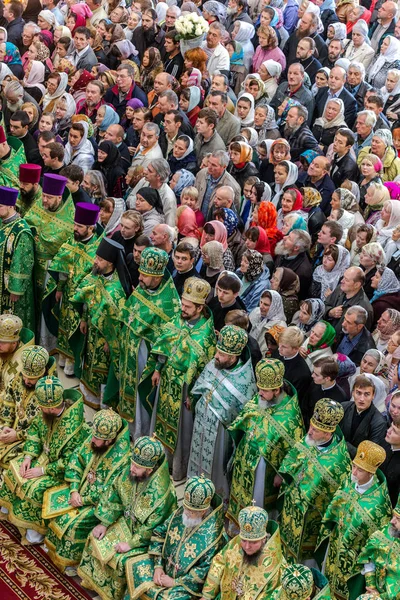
[0,520,92,600]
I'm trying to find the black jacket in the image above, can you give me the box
[314,87,358,128]
[274,251,313,300]
[283,31,328,67]
[282,122,320,162]
[312,123,341,153]
[324,287,373,334]
[227,161,259,192]
[307,206,327,245]
[279,352,312,400]
[381,443,400,507]
[334,327,376,366]
[304,173,336,216]
[330,152,359,188]
[6,16,25,52]
[339,401,387,458]
[131,25,166,61]
[163,52,184,80]
[369,18,396,42]
[104,83,148,118]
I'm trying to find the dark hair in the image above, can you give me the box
[356,224,374,244]
[134,234,152,247]
[353,374,376,391]
[204,222,216,236]
[60,164,84,184]
[165,28,179,42]
[323,244,339,263]
[58,36,72,51]
[7,1,23,18]
[245,226,261,242]
[10,110,30,127]
[313,357,339,380]
[225,309,249,329]
[217,274,241,294]
[74,26,91,39]
[198,108,218,129]
[38,131,56,143]
[166,109,183,125]
[237,96,252,107]
[175,241,196,259]
[143,7,158,20]
[209,90,228,104]
[71,123,85,137]
[336,128,356,146]
[366,94,385,109]
[45,142,65,161]
[261,290,272,300]
[322,221,343,243]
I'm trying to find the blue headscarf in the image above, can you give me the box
[230,41,244,66]
[173,169,195,200]
[221,208,239,236]
[287,215,307,234]
[99,105,120,132]
[300,149,323,166]
[4,42,22,65]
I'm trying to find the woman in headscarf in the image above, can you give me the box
[244,225,273,269]
[357,240,387,300]
[37,9,57,38]
[215,207,246,268]
[349,349,389,397]
[301,187,326,244]
[202,1,227,24]
[360,129,400,183]
[140,47,164,94]
[312,98,347,153]
[134,187,165,236]
[375,200,400,264]
[363,181,390,226]
[299,320,336,370]
[200,220,236,271]
[291,298,326,334]
[311,67,330,96]
[346,4,372,34]
[326,22,347,42]
[367,36,400,90]
[232,21,255,71]
[373,308,400,352]
[257,60,282,101]
[179,86,202,127]
[70,69,96,105]
[92,141,127,198]
[254,104,280,144]
[41,71,68,112]
[343,19,375,69]
[53,93,76,142]
[281,213,308,236]
[311,244,351,299]
[110,40,139,70]
[270,266,300,322]
[23,60,46,103]
[228,141,259,191]
[241,180,271,230]
[99,197,126,237]
[252,200,282,256]
[319,0,339,36]
[170,169,196,203]
[234,92,255,129]
[95,105,121,142]
[358,153,383,210]
[276,97,301,128]
[200,241,225,291]
[242,74,269,109]
[259,137,291,184]
[382,69,400,113]
[168,135,197,175]
[271,160,298,208]
[176,205,201,248]
[64,120,95,173]
[277,188,304,230]
[236,249,270,312]
[22,101,40,134]
[249,289,287,355]
[0,42,23,78]
[330,187,364,236]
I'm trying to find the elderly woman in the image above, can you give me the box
[376,200,400,262]
[276,188,304,230]
[349,349,389,396]
[200,221,236,271]
[301,187,326,243]
[257,60,282,100]
[358,241,386,300]
[363,181,391,226]
[134,188,165,235]
[41,72,68,112]
[249,289,287,355]
[254,105,280,143]
[0,42,23,78]
[236,249,271,311]
[169,169,196,203]
[330,187,364,230]
[358,129,400,182]
[371,267,400,326]
[312,98,347,153]
[299,320,336,370]
[200,241,225,291]
[367,35,400,90]
[358,153,383,210]
[92,141,126,198]
[270,266,300,322]
[243,74,269,108]
[343,19,374,69]
[291,298,325,335]
[311,244,351,299]
[372,308,400,352]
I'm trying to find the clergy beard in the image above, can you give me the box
[74,231,87,242]
[296,27,312,40]
[7,99,23,113]
[305,434,317,447]
[274,240,290,256]
[182,514,203,528]
[214,358,238,371]
[92,265,114,276]
[19,188,36,203]
[242,546,264,566]
[43,413,57,426]
[129,473,149,483]
[259,398,277,409]
[91,442,110,455]
[389,525,400,538]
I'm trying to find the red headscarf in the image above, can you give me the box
[254,201,283,256]
[287,188,303,211]
[72,70,96,92]
[70,5,93,31]
[177,206,201,240]
[253,226,271,254]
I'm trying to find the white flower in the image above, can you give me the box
[195,25,203,36]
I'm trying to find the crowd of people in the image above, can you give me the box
[0,0,400,599]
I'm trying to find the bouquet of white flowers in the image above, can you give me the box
[175,13,209,41]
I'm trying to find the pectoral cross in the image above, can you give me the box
[7,360,19,376]
[87,470,97,484]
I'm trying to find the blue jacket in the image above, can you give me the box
[237,267,271,312]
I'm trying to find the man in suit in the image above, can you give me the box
[335,305,376,366]
[345,62,372,111]
[68,27,98,72]
[314,66,358,129]
[339,374,388,458]
[330,128,359,187]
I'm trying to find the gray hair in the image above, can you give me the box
[143,122,160,136]
[211,150,230,167]
[292,104,308,122]
[5,80,23,98]
[159,89,179,106]
[388,69,400,82]
[86,170,107,199]
[292,230,311,252]
[157,224,175,243]
[209,21,225,35]
[167,5,181,16]
[357,110,377,129]
[289,63,305,76]
[24,21,41,34]
[346,305,368,325]
[151,158,171,183]
[349,61,365,79]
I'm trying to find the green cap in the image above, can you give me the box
[35,376,64,408]
[92,409,122,441]
[256,358,284,390]
[238,505,268,541]
[356,595,383,600]
[217,325,248,356]
[280,564,314,600]
[132,436,163,468]
[139,247,169,277]
[183,476,215,511]
[21,345,49,378]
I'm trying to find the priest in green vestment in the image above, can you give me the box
[43,202,101,372]
[201,504,285,600]
[0,346,55,478]
[277,399,352,564]
[24,174,74,329]
[127,475,225,600]
[0,376,86,544]
[271,564,332,599]
[17,163,43,217]
[0,126,26,189]
[45,409,131,574]
[72,237,130,409]
[0,185,35,331]
[316,441,392,600]
[187,325,257,503]
[0,314,35,405]
[139,277,216,480]
[227,358,304,530]
[353,500,400,600]
[77,436,177,600]
[108,247,180,424]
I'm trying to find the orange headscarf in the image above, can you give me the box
[269,138,291,166]
[254,201,283,256]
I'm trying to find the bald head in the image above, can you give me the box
[329,67,346,93]
[153,72,174,95]
[214,185,235,208]
[341,266,365,296]
[104,124,124,144]
[378,1,397,23]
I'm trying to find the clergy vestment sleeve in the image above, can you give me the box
[44,433,84,479]
[202,546,228,599]
[175,546,220,596]
[23,416,44,459]
[0,387,17,429]
[148,514,172,566]
[65,440,91,494]
[94,474,126,526]
[7,231,34,297]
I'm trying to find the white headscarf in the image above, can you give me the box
[380,69,400,103]
[103,198,126,235]
[313,245,351,299]
[262,59,282,79]
[235,92,255,127]
[368,36,400,82]
[272,160,298,206]
[263,289,287,323]
[42,72,68,110]
[377,200,400,247]
[350,373,388,413]
[39,9,58,28]
[155,2,168,23]
[314,97,347,129]
[234,22,255,70]
[23,60,46,94]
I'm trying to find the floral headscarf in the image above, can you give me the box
[3,42,22,65]
[307,320,336,352]
[302,187,322,209]
[177,206,201,240]
[336,188,359,212]
[56,58,75,76]
[200,220,229,251]
[361,242,386,267]
[284,214,308,234]
[384,182,400,200]
[371,267,400,302]
[243,249,264,281]
[72,70,95,92]
[263,290,286,323]
[362,349,387,376]
[202,241,224,269]
[275,267,300,296]
[300,149,322,166]
[298,298,325,333]
[35,41,51,63]
[277,98,301,125]
[173,169,196,200]
[220,208,239,237]
[313,245,351,300]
